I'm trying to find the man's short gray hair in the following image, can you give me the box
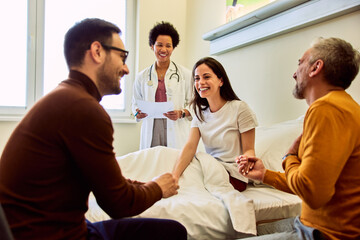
[309,37,360,89]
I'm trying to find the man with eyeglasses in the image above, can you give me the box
[0,18,187,240]
[101,43,129,64]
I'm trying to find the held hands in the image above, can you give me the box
[236,155,266,182]
[173,174,180,186]
[152,173,179,198]
[163,110,182,121]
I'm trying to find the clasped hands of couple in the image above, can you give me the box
[236,134,302,182]
[154,134,304,197]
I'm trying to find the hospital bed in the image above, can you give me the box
[86,116,304,239]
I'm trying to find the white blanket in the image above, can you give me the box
[87,146,257,239]
[86,116,306,239]
[194,152,256,235]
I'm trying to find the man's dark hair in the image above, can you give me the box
[64,18,121,68]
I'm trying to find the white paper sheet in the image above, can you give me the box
[137,100,174,118]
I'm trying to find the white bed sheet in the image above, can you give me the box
[86,146,302,240]
[242,186,301,223]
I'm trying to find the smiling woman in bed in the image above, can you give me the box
[172,57,258,192]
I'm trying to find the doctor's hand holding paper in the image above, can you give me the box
[134,108,147,119]
[135,100,174,119]
[132,21,193,150]
[135,109,183,121]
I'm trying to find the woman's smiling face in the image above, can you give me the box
[151,35,174,64]
[194,63,223,99]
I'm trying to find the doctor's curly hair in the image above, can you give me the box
[148,21,180,48]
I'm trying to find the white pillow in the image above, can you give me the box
[255,116,304,172]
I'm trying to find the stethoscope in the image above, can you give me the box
[147,61,180,86]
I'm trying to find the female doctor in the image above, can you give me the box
[132,22,192,150]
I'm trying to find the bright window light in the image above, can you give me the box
[226,0,278,23]
[0,0,28,107]
[44,0,126,110]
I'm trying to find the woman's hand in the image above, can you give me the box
[236,155,255,174]
[236,156,266,182]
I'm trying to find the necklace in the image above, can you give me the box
[157,70,166,79]
[156,62,169,80]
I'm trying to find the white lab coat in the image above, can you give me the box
[132,61,193,150]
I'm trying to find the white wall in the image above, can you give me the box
[184,0,226,67]
[136,0,189,71]
[184,1,360,126]
[0,122,18,154]
[1,1,359,156]
[215,11,360,126]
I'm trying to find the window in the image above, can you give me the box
[226,0,280,23]
[0,0,136,122]
[0,0,28,108]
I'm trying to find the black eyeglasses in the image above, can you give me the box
[101,43,129,64]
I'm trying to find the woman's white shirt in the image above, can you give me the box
[191,100,258,181]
